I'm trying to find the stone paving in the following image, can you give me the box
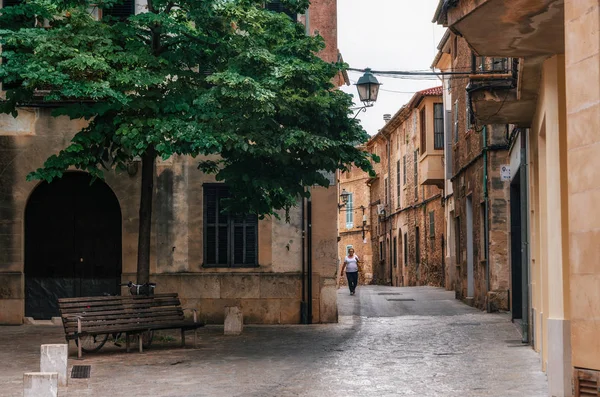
[0,286,548,396]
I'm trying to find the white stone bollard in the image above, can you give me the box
[40,344,68,387]
[224,306,243,335]
[23,372,58,397]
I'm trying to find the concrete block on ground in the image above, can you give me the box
[23,372,58,397]
[224,306,243,335]
[40,344,68,386]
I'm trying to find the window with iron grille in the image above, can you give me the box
[203,185,258,267]
[413,150,419,201]
[102,0,135,19]
[434,103,444,149]
[420,107,427,152]
[265,0,297,20]
[396,160,401,208]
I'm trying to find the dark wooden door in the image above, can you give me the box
[25,173,122,319]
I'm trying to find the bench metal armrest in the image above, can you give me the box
[182,308,198,323]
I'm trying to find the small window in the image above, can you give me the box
[345,193,354,229]
[434,103,444,149]
[379,241,384,263]
[203,185,258,267]
[346,245,353,255]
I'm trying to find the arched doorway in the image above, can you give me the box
[25,172,122,319]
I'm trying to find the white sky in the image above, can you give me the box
[338,0,447,136]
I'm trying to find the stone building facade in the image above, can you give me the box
[363,88,446,288]
[431,32,511,311]
[0,0,341,325]
[435,0,600,395]
[337,162,373,286]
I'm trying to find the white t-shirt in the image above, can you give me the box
[344,255,359,272]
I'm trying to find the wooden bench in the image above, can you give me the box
[58,293,204,359]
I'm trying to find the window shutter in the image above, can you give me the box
[265,0,296,20]
[103,0,135,19]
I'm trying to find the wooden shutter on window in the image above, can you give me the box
[103,0,135,19]
[265,0,296,21]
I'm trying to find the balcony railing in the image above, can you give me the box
[470,56,519,86]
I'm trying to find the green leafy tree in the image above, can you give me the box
[0,0,376,283]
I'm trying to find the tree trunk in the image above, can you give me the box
[136,147,156,284]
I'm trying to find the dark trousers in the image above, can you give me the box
[346,271,358,292]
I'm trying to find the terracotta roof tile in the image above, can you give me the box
[418,86,443,96]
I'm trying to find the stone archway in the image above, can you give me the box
[24,172,122,319]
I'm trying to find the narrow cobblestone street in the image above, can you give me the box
[1,286,547,396]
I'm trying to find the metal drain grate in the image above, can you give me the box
[378,293,403,296]
[386,298,415,302]
[71,365,91,379]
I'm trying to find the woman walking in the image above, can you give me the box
[341,248,360,295]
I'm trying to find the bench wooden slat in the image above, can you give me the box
[62,306,183,320]
[63,311,185,329]
[59,299,181,313]
[58,293,178,303]
[58,292,204,357]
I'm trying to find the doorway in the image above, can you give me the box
[25,172,122,319]
[510,171,523,320]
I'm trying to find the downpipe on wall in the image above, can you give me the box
[301,194,308,324]
[307,189,313,324]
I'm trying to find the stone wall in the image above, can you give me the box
[449,35,510,310]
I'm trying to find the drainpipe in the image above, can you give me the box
[307,189,313,324]
[483,125,491,312]
[300,194,308,324]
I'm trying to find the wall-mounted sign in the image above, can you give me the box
[501,165,511,181]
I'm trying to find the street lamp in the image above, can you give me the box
[352,68,381,119]
[338,188,351,208]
